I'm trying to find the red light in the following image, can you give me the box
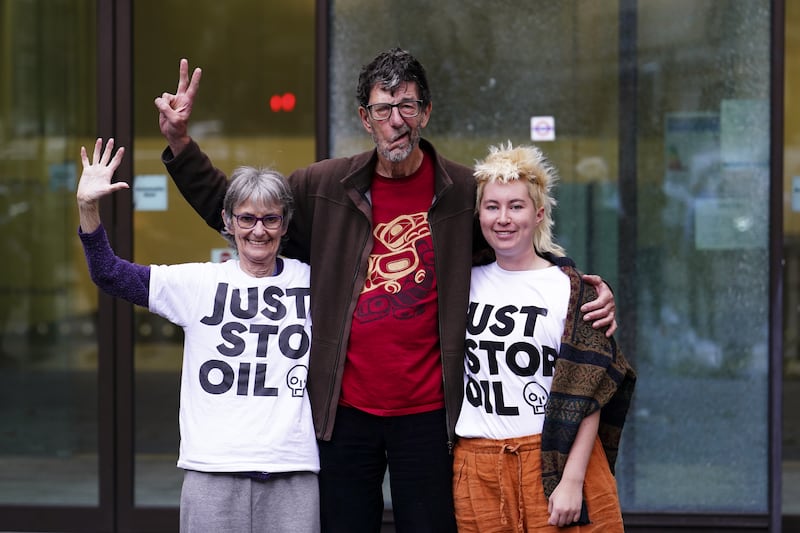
[281,93,296,112]
[270,94,282,112]
[270,92,296,112]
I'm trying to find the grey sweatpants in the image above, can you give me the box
[180,470,320,533]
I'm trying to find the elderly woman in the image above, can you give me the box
[77,138,319,533]
[452,142,636,532]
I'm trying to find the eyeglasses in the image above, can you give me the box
[365,100,423,121]
[232,213,284,230]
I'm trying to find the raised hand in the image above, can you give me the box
[77,138,128,232]
[154,58,202,156]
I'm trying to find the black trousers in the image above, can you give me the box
[317,406,457,533]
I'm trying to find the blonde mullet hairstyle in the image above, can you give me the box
[474,141,566,257]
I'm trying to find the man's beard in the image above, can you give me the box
[374,128,419,163]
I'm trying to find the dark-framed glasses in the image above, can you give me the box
[365,100,423,121]
[233,213,284,230]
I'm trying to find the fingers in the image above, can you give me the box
[586,308,616,336]
[177,58,189,94]
[155,70,200,115]
[154,92,173,112]
[108,181,130,193]
[109,145,125,172]
[585,307,613,324]
[580,274,616,335]
[92,137,103,164]
[581,302,614,322]
[85,138,125,171]
[185,66,202,101]
[176,58,202,98]
[547,509,581,527]
[99,138,115,165]
[582,273,602,285]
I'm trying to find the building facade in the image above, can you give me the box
[0,0,795,531]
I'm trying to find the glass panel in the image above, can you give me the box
[131,0,315,507]
[633,0,770,512]
[0,0,99,505]
[331,0,771,515]
[784,0,800,519]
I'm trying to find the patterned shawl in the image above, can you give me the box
[541,265,637,503]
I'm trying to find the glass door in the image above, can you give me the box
[0,1,114,531]
[329,0,775,526]
[129,0,316,518]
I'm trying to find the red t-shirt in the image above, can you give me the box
[339,153,444,416]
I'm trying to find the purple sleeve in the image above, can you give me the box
[78,225,150,308]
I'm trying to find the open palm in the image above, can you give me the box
[77,137,129,204]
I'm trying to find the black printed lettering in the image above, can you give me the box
[519,305,547,336]
[231,287,259,319]
[237,362,250,395]
[201,283,311,326]
[253,362,278,396]
[542,345,557,377]
[199,359,279,396]
[466,302,492,335]
[480,380,492,413]
[200,283,229,325]
[478,340,504,375]
[217,322,247,356]
[465,376,482,408]
[286,287,311,319]
[261,286,287,320]
[278,324,311,360]
[199,359,235,394]
[489,305,516,336]
[492,381,519,415]
[250,324,279,358]
[506,342,540,376]
[463,377,519,415]
[465,339,480,373]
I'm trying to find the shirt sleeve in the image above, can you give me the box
[162,140,227,232]
[78,224,150,307]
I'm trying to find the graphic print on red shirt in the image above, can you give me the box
[340,153,444,416]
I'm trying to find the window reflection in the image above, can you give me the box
[131,0,316,506]
[330,0,771,514]
[0,0,99,506]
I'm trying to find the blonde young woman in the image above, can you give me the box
[453,143,636,532]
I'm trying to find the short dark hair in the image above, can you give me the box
[356,47,431,108]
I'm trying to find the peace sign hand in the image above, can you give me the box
[154,58,202,156]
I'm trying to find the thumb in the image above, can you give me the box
[109,182,130,193]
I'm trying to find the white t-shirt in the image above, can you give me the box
[455,262,569,440]
[149,257,319,474]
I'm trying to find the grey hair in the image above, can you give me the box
[220,166,294,252]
